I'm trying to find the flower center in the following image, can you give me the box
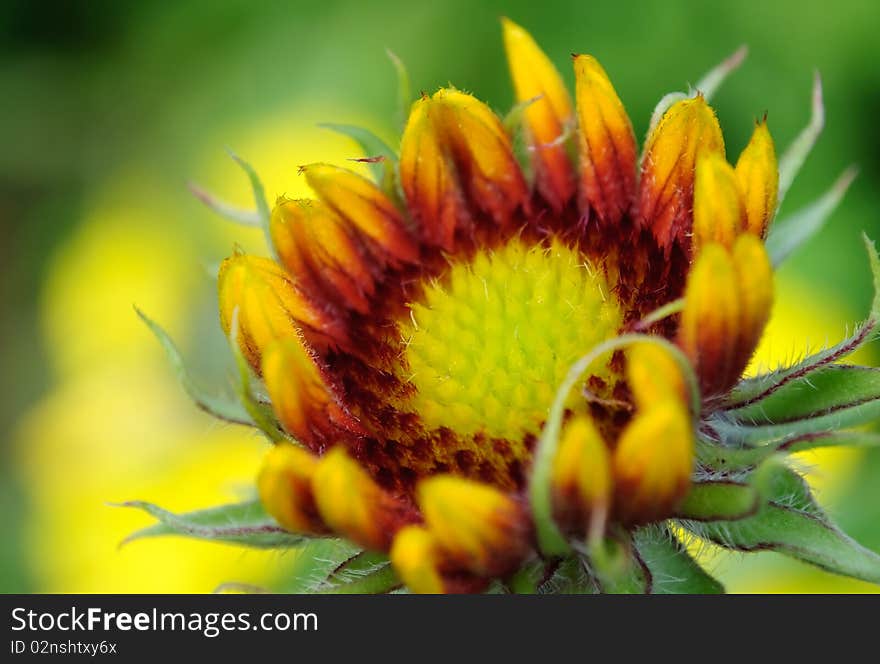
[400,239,623,443]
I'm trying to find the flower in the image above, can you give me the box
[138,18,880,594]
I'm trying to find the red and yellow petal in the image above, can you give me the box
[270,197,375,314]
[430,89,530,228]
[573,54,638,227]
[637,96,725,253]
[502,17,575,211]
[400,97,466,251]
[311,447,419,551]
[217,253,348,370]
[301,163,419,264]
[626,341,687,408]
[262,337,364,449]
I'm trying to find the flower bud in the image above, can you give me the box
[678,238,773,395]
[430,89,530,228]
[399,97,464,251]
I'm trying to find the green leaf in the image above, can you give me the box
[675,481,759,521]
[227,149,275,258]
[633,526,724,594]
[766,166,857,266]
[136,307,253,426]
[118,499,307,549]
[724,234,880,410]
[684,466,880,585]
[776,72,824,212]
[715,365,880,445]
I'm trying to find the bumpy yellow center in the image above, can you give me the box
[400,239,623,442]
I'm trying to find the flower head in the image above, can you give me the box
[138,18,880,594]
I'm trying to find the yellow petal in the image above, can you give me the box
[693,152,746,253]
[390,525,446,594]
[637,96,725,252]
[552,415,611,533]
[312,447,416,551]
[257,442,327,535]
[612,398,693,523]
[735,119,778,237]
[678,243,741,395]
[301,163,418,263]
[502,17,575,210]
[626,341,687,408]
[417,475,529,576]
[573,54,637,226]
[732,233,774,365]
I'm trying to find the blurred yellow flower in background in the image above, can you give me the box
[13,111,373,592]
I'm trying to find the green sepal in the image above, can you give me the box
[318,123,397,181]
[588,536,651,594]
[775,72,824,212]
[314,551,400,594]
[136,307,254,427]
[226,149,275,259]
[674,481,759,521]
[386,49,412,134]
[714,365,880,446]
[766,167,857,266]
[188,182,261,227]
[117,499,308,549]
[683,464,880,584]
[633,526,725,594]
[699,430,880,471]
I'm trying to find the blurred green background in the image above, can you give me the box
[1,0,879,593]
